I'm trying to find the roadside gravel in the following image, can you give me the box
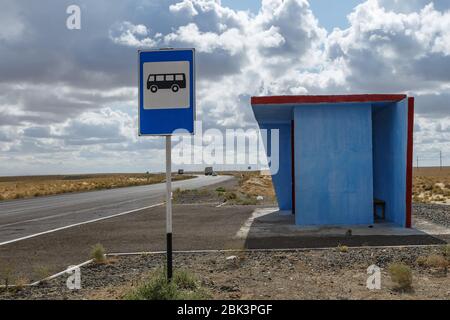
[413,203,450,227]
[2,245,449,300]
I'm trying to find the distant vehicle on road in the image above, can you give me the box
[212,172,217,176]
[178,169,184,174]
[147,73,186,93]
[205,167,213,176]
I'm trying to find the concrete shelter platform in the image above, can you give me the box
[237,208,449,249]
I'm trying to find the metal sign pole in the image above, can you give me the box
[138,49,194,282]
[165,135,173,281]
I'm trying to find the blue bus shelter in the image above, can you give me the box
[251,94,414,227]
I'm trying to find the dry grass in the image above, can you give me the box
[230,168,450,205]
[14,276,30,289]
[90,243,107,264]
[223,168,450,205]
[424,254,448,269]
[413,167,450,204]
[172,171,274,206]
[6,167,449,204]
[215,171,277,205]
[33,266,52,281]
[229,172,276,205]
[388,263,413,291]
[172,188,218,204]
[236,172,275,199]
[416,253,448,277]
[442,244,450,257]
[124,268,210,300]
[0,265,14,289]
[225,167,450,205]
[0,173,194,201]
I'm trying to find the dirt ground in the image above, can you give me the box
[235,172,275,199]
[2,246,449,300]
[174,172,276,206]
[0,173,194,201]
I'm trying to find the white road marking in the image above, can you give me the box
[0,202,164,247]
[216,201,227,208]
[0,197,157,229]
[234,207,276,239]
[0,175,233,245]
[30,259,94,286]
[107,243,448,257]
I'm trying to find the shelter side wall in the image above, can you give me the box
[259,122,292,210]
[294,104,373,225]
[372,100,407,226]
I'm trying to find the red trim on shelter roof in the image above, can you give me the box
[251,94,407,105]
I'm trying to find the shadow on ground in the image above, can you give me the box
[244,209,448,249]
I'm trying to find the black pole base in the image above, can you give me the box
[167,232,173,281]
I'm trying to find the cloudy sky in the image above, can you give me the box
[0,0,449,175]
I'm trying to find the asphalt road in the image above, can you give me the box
[0,202,255,281]
[0,175,232,244]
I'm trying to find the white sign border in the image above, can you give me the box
[138,48,196,136]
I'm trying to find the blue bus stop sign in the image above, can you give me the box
[138,48,195,135]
